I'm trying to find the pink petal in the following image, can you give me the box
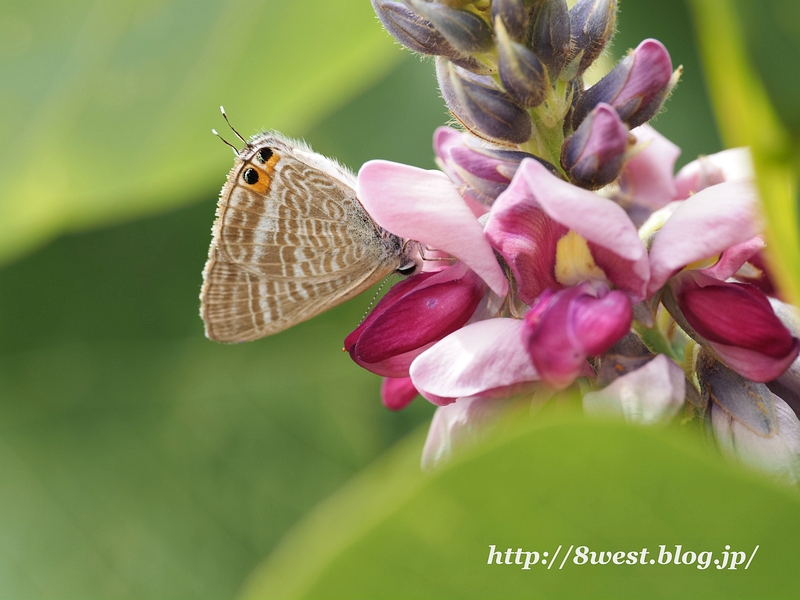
[523,284,619,389]
[617,125,680,209]
[484,176,564,304]
[409,318,539,401]
[709,340,800,383]
[571,290,634,356]
[381,377,419,411]
[357,160,508,296]
[421,396,526,471]
[700,236,766,281]
[518,159,650,300]
[647,179,762,296]
[675,148,753,199]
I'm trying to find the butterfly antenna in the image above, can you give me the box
[211,129,240,155]
[359,276,392,326]
[220,106,250,146]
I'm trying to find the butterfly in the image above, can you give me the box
[200,120,419,343]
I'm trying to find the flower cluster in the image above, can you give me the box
[349,0,800,481]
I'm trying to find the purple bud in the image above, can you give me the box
[406,0,493,54]
[697,348,778,436]
[572,38,679,129]
[491,0,531,42]
[434,127,558,204]
[561,103,631,189]
[569,0,618,75]
[530,0,572,80]
[371,0,461,57]
[496,18,549,108]
[436,58,532,144]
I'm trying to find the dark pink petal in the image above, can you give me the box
[344,270,439,350]
[484,174,564,303]
[518,159,650,300]
[381,377,419,411]
[410,318,540,401]
[522,284,612,389]
[358,161,508,296]
[678,279,796,359]
[570,289,634,355]
[352,267,485,364]
[648,178,762,296]
[708,341,800,384]
[616,125,680,209]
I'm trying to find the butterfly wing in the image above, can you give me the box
[201,146,400,342]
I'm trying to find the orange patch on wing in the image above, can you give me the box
[240,150,281,196]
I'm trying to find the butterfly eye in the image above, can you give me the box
[243,168,259,184]
[397,263,417,276]
[257,148,273,163]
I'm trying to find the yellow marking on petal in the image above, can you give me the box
[555,230,608,286]
[685,254,720,271]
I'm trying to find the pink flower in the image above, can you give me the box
[521,282,632,389]
[668,271,799,382]
[344,262,486,378]
[484,158,650,305]
[381,376,419,411]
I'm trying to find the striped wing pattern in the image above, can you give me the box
[201,143,400,342]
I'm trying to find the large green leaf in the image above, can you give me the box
[0,0,402,266]
[242,415,800,599]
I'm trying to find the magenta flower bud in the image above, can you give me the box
[572,38,679,130]
[371,0,461,58]
[668,273,800,382]
[521,282,633,389]
[530,0,571,80]
[560,102,631,189]
[406,0,493,54]
[381,376,419,411]
[344,264,487,378]
[436,58,532,144]
[569,0,618,75]
[496,18,549,108]
[434,127,558,204]
[491,0,531,42]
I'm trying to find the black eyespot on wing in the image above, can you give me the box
[243,168,259,184]
[397,263,417,276]
[257,148,273,163]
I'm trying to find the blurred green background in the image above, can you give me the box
[0,1,798,598]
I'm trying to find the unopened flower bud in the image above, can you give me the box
[530,0,572,80]
[435,126,557,204]
[569,0,618,75]
[697,348,778,437]
[371,0,461,57]
[572,38,679,129]
[491,0,531,42]
[406,0,493,54]
[561,102,631,189]
[496,18,549,108]
[436,58,532,144]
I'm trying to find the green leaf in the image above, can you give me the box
[0,0,402,267]
[242,415,800,599]
[688,0,800,305]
